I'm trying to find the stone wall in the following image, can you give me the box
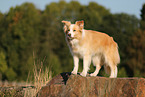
[37,72,145,97]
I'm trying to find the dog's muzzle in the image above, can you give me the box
[67,33,74,40]
[67,33,71,37]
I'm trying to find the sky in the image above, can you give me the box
[0,0,145,19]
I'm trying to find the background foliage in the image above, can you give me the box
[0,1,145,81]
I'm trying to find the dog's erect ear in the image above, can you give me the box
[62,21,71,26]
[62,21,71,32]
[75,20,84,29]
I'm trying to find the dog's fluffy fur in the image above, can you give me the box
[62,20,120,78]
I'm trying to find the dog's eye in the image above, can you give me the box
[73,30,76,32]
[67,30,70,32]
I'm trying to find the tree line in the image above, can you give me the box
[0,1,145,81]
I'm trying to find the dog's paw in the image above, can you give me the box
[80,72,87,77]
[90,73,97,77]
[71,71,77,75]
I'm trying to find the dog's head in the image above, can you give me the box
[62,20,84,40]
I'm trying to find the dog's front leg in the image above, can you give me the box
[71,55,79,75]
[80,55,91,77]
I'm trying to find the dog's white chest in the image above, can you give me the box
[69,39,84,58]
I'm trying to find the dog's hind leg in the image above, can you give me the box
[109,65,117,78]
[104,60,117,78]
[90,65,101,76]
[104,50,118,78]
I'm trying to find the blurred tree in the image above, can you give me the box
[140,3,145,30]
[0,3,42,80]
[126,30,145,77]
[78,2,110,30]
[0,51,8,80]
[5,68,17,81]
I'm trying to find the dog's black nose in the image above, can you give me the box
[68,33,71,37]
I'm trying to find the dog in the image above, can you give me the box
[62,20,120,78]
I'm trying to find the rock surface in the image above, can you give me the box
[37,72,145,97]
[0,86,36,97]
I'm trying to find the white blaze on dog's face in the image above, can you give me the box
[62,20,84,40]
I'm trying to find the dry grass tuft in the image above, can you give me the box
[0,53,52,97]
[24,58,52,97]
